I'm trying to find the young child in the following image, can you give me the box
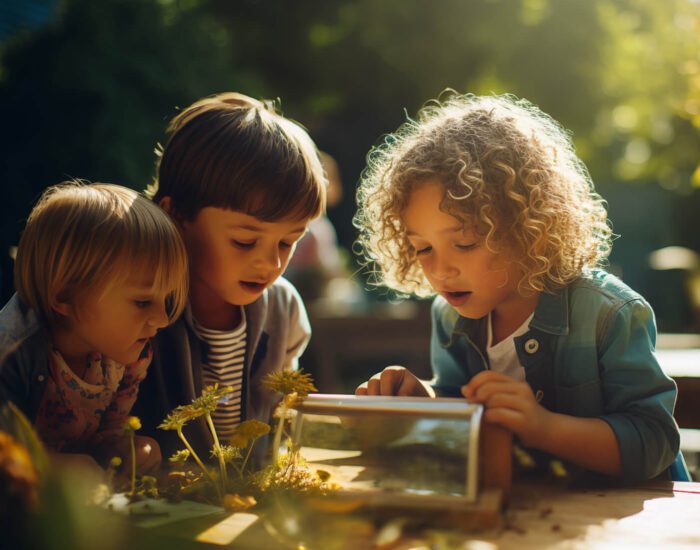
[133,92,326,457]
[354,93,680,484]
[0,182,188,475]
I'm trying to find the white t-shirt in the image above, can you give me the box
[191,309,247,439]
[486,312,534,381]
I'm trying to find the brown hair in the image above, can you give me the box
[15,181,188,326]
[148,92,326,222]
[355,93,612,297]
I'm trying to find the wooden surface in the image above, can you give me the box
[152,479,700,549]
[473,480,700,549]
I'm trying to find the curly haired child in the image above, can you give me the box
[355,93,680,484]
[0,181,188,476]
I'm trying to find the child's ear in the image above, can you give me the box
[158,196,185,229]
[50,291,74,318]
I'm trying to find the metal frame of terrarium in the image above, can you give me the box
[290,394,484,502]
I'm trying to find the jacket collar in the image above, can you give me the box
[0,293,45,344]
[530,286,569,336]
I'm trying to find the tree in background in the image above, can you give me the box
[1,0,699,327]
[0,0,252,302]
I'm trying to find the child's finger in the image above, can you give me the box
[462,370,512,397]
[355,383,368,396]
[482,392,527,413]
[469,379,520,403]
[365,376,382,395]
[380,367,404,395]
[482,407,524,431]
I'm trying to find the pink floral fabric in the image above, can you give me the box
[35,344,152,453]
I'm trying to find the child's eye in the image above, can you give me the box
[415,245,432,256]
[279,241,294,250]
[231,240,255,249]
[134,300,151,309]
[456,243,477,251]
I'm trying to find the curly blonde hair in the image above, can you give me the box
[355,93,612,297]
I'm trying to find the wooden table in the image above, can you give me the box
[153,479,700,549]
[473,480,700,549]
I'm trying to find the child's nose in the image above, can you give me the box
[148,305,170,329]
[429,255,458,281]
[254,245,282,271]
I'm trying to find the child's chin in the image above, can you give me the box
[114,347,144,365]
[230,288,264,304]
[453,304,486,319]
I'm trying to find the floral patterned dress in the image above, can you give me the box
[35,344,152,454]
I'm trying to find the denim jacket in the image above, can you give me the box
[0,294,52,419]
[431,269,679,484]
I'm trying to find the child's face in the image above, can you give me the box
[403,182,529,321]
[59,276,170,364]
[180,207,309,308]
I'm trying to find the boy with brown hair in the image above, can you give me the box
[134,93,326,456]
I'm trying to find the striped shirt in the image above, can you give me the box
[192,310,247,440]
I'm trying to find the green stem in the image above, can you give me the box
[240,444,255,480]
[271,401,287,464]
[129,433,136,497]
[176,427,221,501]
[230,461,243,478]
[205,413,228,489]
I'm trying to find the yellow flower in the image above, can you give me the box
[124,416,142,433]
[229,419,271,448]
[192,384,234,415]
[158,404,202,431]
[211,445,241,463]
[262,369,317,397]
[169,449,191,463]
[109,456,122,468]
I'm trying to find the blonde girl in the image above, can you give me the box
[0,181,188,474]
[355,93,679,484]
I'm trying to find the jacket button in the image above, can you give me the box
[37,375,45,382]
[524,338,539,354]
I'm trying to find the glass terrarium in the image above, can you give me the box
[289,394,510,516]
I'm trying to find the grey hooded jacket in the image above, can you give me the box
[131,277,311,458]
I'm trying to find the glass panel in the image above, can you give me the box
[291,396,481,501]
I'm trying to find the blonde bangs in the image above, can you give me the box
[100,190,188,321]
[15,181,187,326]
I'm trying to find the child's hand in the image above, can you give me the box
[462,371,553,448]
[355,366,434,397]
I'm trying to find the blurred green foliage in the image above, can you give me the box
[1,0,699,327]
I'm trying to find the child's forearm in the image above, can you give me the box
[535,412,622,476]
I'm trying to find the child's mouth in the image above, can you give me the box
[443,291,471,307]
[240,281,266,293]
